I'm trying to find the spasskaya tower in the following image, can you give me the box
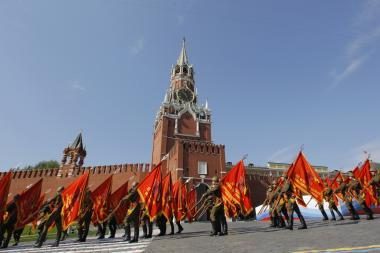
[151,39,226,182]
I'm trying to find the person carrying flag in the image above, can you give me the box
[322,181,344,221]
[122,182,141,243]
[0,194,20,248]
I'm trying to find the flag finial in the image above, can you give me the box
[242,154,248,161]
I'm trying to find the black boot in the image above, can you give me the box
[278,216,286,228]
[209,221,217,236]
[129,227,139,243]
[298,215,307,230]
[336,209,344,220]
[321,209,328,221]
[123,225,131,242]
[330,210,336,221]
[176,221,183,234]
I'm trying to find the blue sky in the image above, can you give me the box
[0,0,379,171]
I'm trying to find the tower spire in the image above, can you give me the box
[177,37,188,65]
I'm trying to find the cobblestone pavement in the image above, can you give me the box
[146,215,380,253]
[0,216,379,252]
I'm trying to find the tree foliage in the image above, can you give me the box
[23,160,60,170]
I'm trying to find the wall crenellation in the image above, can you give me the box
[0,163,151,179]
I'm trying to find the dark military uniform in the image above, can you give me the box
[0,199,18,248]
[123,186,141,243]
[323,185,344,220]
[281,181,307,230]
[35,204,51,245]
[334,180,360,220]
[108,214,117,238]
[201,180,226,236]
[77,192,93,242]
[141,208,153,239]
[317,202,329,221]
[348,178,373,220]
[12,227,24,246]
[34,191,63,247]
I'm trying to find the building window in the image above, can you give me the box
[198,161,208,175]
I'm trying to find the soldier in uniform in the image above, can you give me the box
[77,189,93,242]
[122,182,141,243]
[200,176,226,236]
[12,227,24,246]
[273,179,289,228]
[34,186,64,248]
[334,177,360,220]
[323,181,344,221]
[281,179,307,230]
[0,194,20,248]
[347,172,374,220]
[35,203,51,245]
[264,184,277,227]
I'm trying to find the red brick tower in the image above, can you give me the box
[58,132,87,177]
[152,39,226,183]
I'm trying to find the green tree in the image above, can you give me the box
[23,160,60,170]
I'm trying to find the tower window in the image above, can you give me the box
[183,66,188,74]
[198,161,208,175]
[175,66,180,74]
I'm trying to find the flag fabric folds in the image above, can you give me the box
[109,181,129,225]
[61,171,89,230]
[358,159,378,206]
[220,160,253,218]
[91,175,113,224]
[286,152,324,203]
[161,173,173,220]
[137,163,162,221]
[0,172,12,224]
[186,188,197,222]
[15,178,43,229]
[172,179,187,221]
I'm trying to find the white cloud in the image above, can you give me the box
[70,80,86,91]
[129,38,145,55]
[268,145,299,163]
[330,1,380,89]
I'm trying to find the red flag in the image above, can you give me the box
[221,160,253,217]
[352,166,361,179]
[22,194,45,229]
[172,179,187,221]
[15,179,43,229]
[186,188,196,222]
[61,171,89,230]
[0,172,12,224]
[287,152,324,203]
[109,181,129,225]
[137,163,162,221]
[91,175,113,224]
[161,173,173,220]
[359,159,378,206]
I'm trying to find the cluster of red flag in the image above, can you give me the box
[91,175,113,225]
[286,152,324,203]
[221,160,253,217]
[109,181,129,225]
[0,172,12,224]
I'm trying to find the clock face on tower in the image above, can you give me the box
[177,88,194,103]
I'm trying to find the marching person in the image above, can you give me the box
[77,189,93,242]
[347,171,374,220]
[334,177,360,220]
[122,182,141,243]
[281,179,307,230]
[0,194,20,248]
[322,181,344,221]
[34,186,64,248]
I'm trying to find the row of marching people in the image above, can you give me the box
[261,153,379,230]
[0,159,253,248]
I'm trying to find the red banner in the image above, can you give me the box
[15,179,43,229]
[221,160,253,217]
[91,175,113,224]
[186,188,196,222]
[0,172,12,223]
[161,173,173,220]
[359,159,378,206]
[109,181,129,225]
[172,180,187,221]
[287,152,324,203]
[137,163,162,221]
[61,171,89,230]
